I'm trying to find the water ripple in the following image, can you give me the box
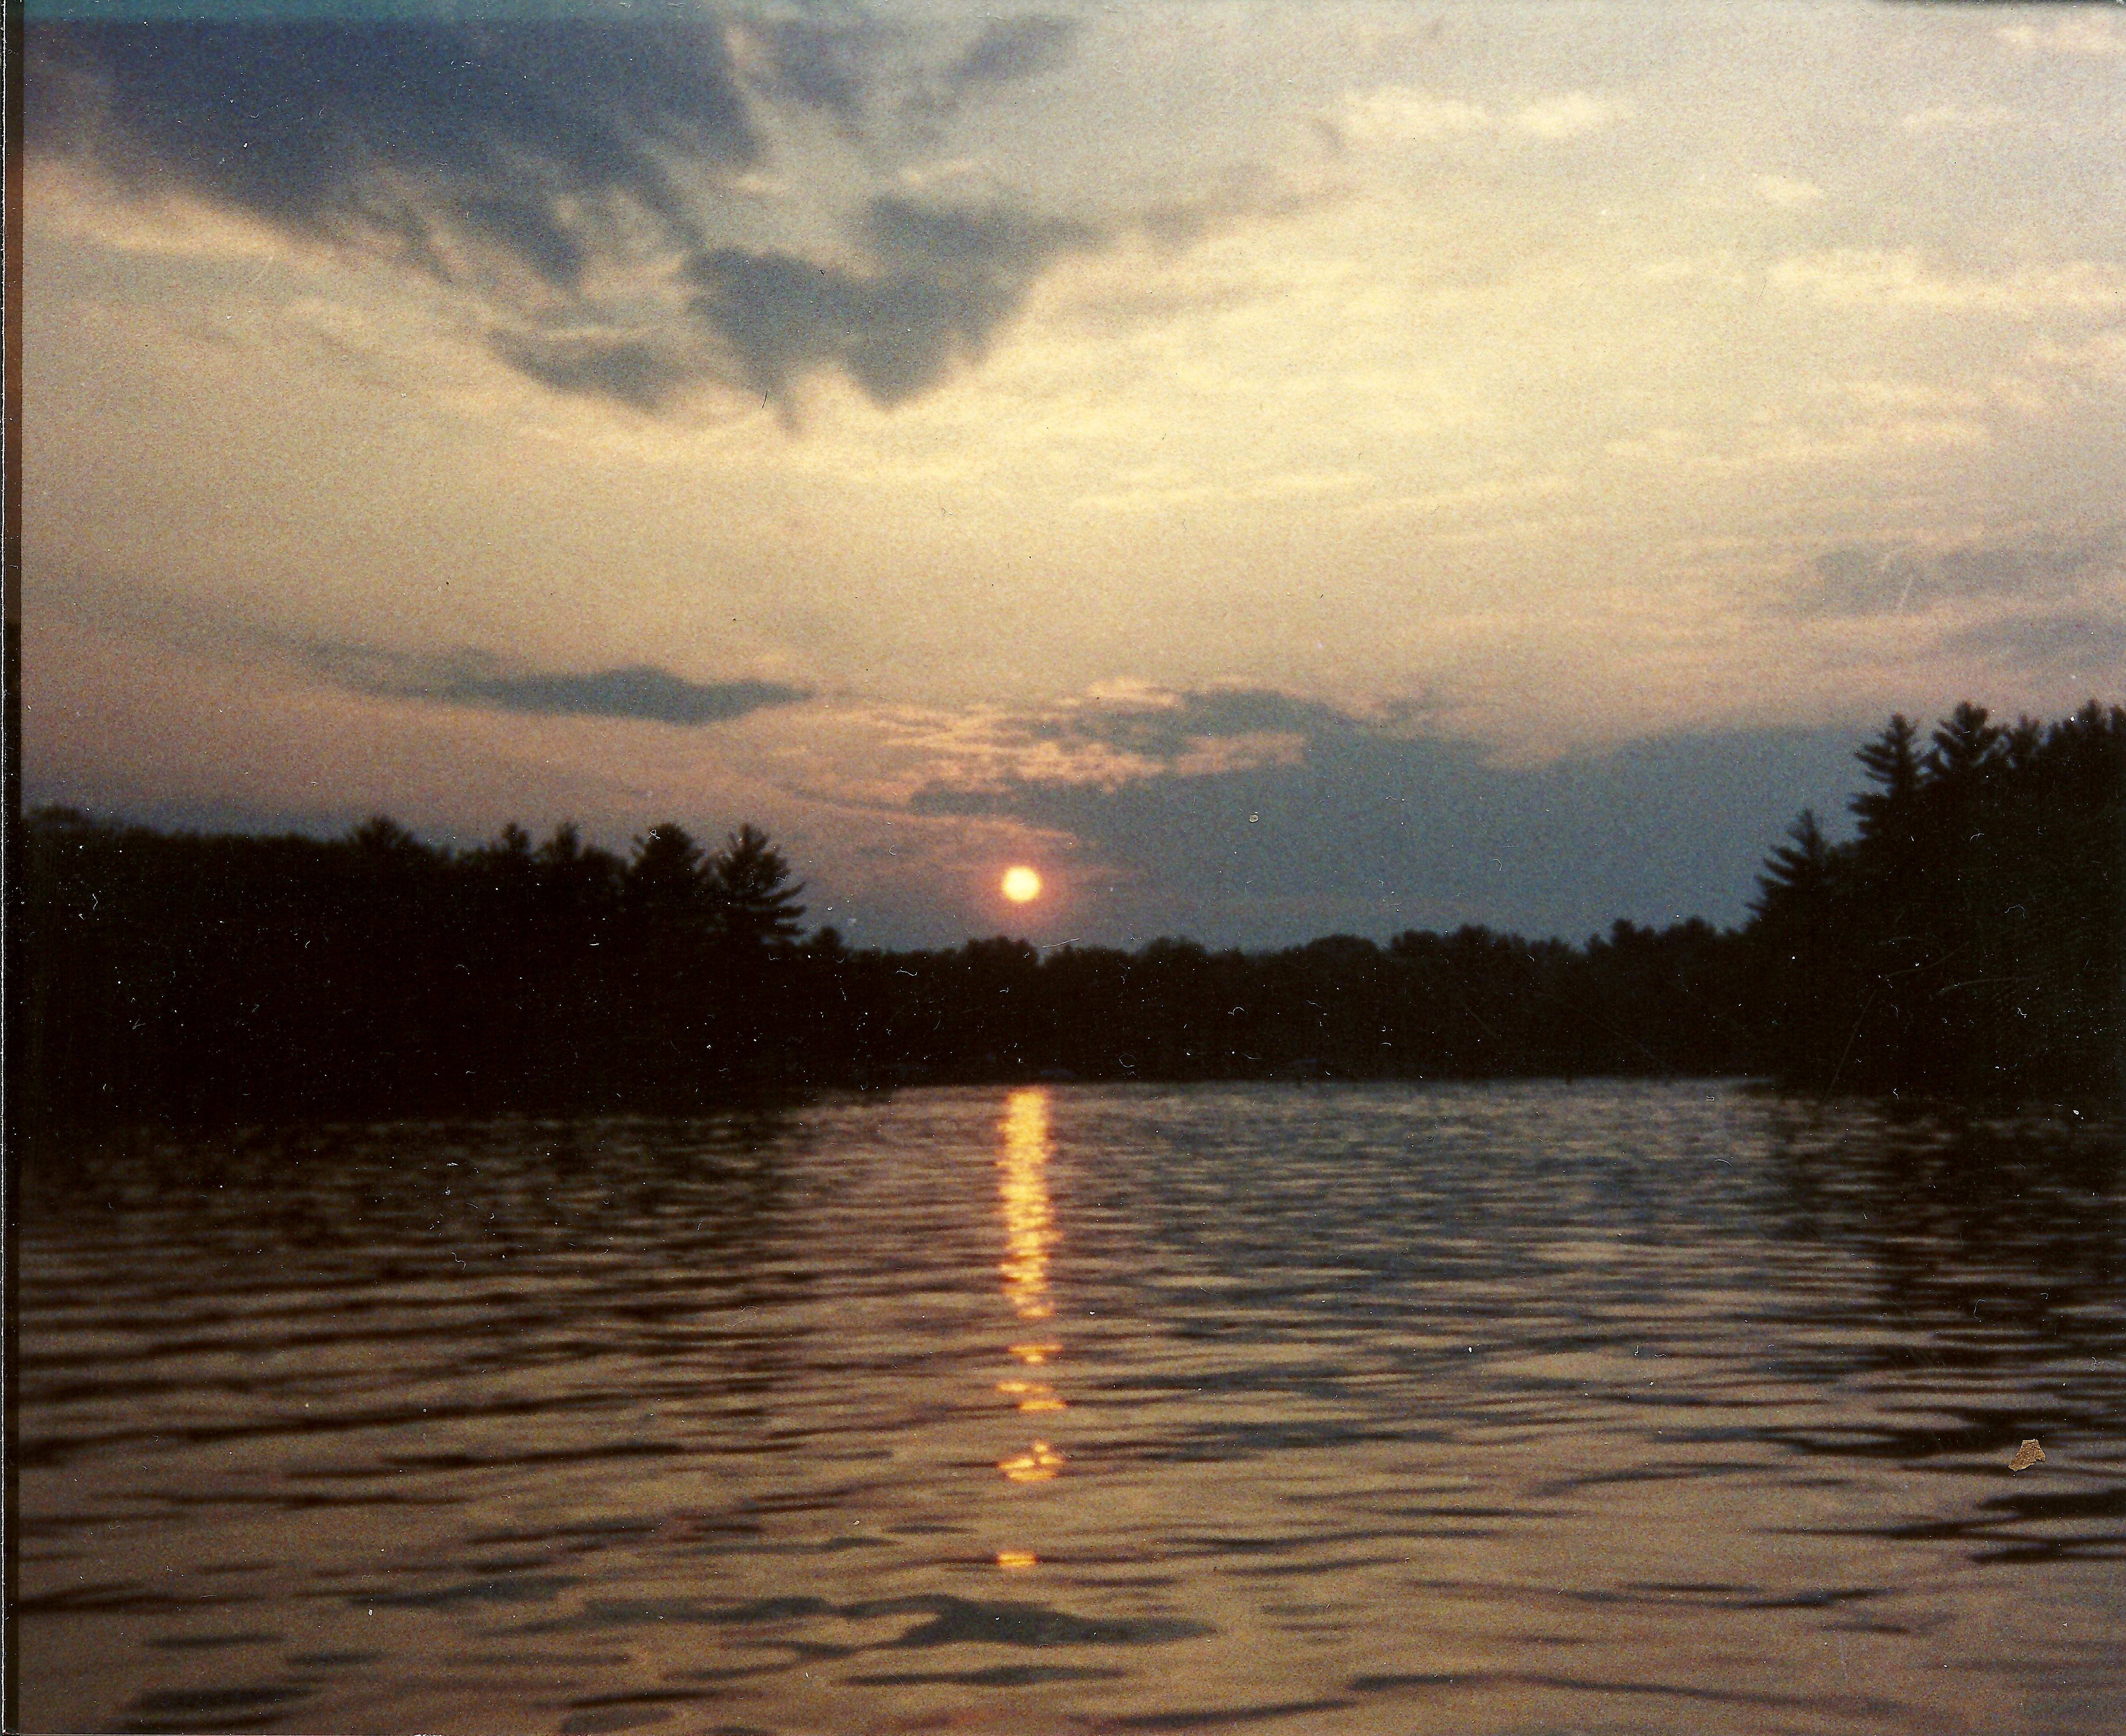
[18,1083,2125,1734]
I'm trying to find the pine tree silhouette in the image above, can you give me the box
[710,825,806,952]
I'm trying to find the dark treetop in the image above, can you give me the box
[18,704,2122,1128]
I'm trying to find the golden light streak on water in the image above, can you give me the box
[998,1088,1055,1323]
[997,1440,1064,1483]
[995,1088,1069,1499]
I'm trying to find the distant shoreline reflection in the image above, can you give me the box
[997,1088,1065,1497]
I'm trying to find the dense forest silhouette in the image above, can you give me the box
[18,703,2122,1129]
[1749,700,2121,1104]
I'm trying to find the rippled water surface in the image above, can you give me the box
[16,1082,2126,1735]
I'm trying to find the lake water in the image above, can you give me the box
[14,1081,2125,1736]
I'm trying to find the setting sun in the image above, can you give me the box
[1001,866,1043,904]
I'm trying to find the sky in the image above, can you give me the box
[21,0,2126,949]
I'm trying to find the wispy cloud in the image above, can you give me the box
[1754,175,1823,209]
[1029,685,1369,758]
[1331,85,1630,147]
[1335,89,1493,143]
[1996,15,2126,58]
[1943,609,2126,674]
[1901,104,2019,135]
[1509,92,1631,140]
[1791,526,2122,617]
[901,684,1439,795]
[309,645,810,726]
[1768,250,2126,314]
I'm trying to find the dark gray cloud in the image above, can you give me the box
[1796,526,2122,616]
[437,665,809,726]
[685,197,1100,410]
[312,645,808,726]
[29,21,756,291]
[487,331,687,413]
[868,195,1091,271]
[738,18,875,126]
[28,15,1320,420]
[946,16,1079,101]
[477,192,1100,415]
[913,708,1871,944]
[30,18,1118,418]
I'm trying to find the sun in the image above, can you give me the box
[1001,865,1044,904]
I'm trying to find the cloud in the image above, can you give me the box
[1754,175,1823,208]
[1996,15,2126,57]
[1025,687,1370,762]
[1791,527,2123,617]
[1335,89,1494,144]
[729,18,875,127]
[28,21,757,289]
[1331,86,1628,147]
[945,16,1080,102]
[1768,250,2126,314]
[27,18,1105,419]
[683,196,1101,411]
[1134,163,1339,252]
[1509,92,1631,139]
[1901,105,2019,135]
[1796,545,1932,616]
[895,15,1082,130]
[1933,529,2123,599]
[912,718,1868,943]
[486,330,693,414]
[310,645,810,726]
[1943,609,2126,674]
[480,189,1104,415]
[896,685,1429,794]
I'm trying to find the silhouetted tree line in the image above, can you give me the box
[17,704,2121,1128]
[20,815,809,1125]
[1748,700,2123,1104]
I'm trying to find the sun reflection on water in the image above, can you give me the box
[998,1088,1055,1322]
[995,1088,1067,1491]
[998,1439,1064,1484]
